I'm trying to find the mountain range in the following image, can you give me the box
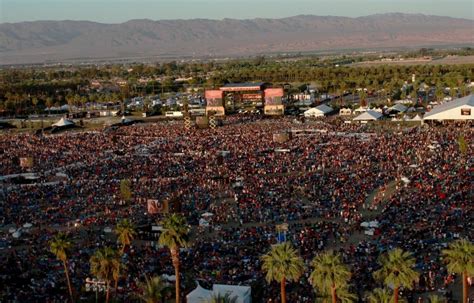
[1,13,473,65]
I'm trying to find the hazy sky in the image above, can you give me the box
[1,0,473,23]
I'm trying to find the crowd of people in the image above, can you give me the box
[0,115,472,302]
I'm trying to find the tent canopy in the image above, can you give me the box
[389,104,407,113]
[52,117,75,127]
[213,284,252,303]
[304,104,333,117]
[353,110,383,121]
[186,285,212,303]
[423,94,474,121]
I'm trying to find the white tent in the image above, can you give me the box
[388,104,407,113]
[423,94,474,121]
[410,114,422,121]
[212,284,252,303]
[339,108,352,116]
[304,104,333,117]
[353,110,383,121]
[199,218,210,227]
[354,106,368,113]
[52,117,75,127]
[121,116,133,124]
[186,285,212,303]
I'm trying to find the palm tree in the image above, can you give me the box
[90,247,121,303]
[207,293,238,303]
[316,286,356,303]
[442,239,474,303]
[138,276,170,303]
[366,288,392,303]
[115,219,136,253]
[373,248,419,303]
[49,233,75,303]
[428,295,445,303]
[158,214,190,303]
[309,250,352,303]
[261,242,304,303]
[114,219,137,292]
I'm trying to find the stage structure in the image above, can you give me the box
[205,83,284,116]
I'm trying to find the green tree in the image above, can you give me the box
[358,90,368,108]
[46,97,54,114]
[114,219,137,292]
[428,295,445,303]
[316,287,356,303]
[442,239,474,303]
[366,288,393,303]
[158,214,190,303]
[435,86,445,101]
[138,276,170,303]
[309,250,352,303]
[373,248,419,303]
[261,242,304,303]
[457,134,468,156]
[400,90,407,101]
[49,233,75,303]
[90,247,121,303]
[120,179,132,203]
[115,219,136,253]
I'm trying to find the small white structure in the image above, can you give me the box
[423,95,474,121]
[304,104,333,117]
[353,110,383,122]
[165,111,184,118]
[339,108,353,116]
[121,116,133,124]
[213,284,252,303]
[52,117,75,127]
[354,107,368,113]
[187,284,252,303]
[186,285,212,303]
[410,114,422,122]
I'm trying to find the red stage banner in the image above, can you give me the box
[205,90,224,99]
[264,88,284,97]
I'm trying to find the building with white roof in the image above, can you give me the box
[423,95,474,121]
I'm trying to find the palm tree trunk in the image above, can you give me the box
[106,281,111,303]
[463,271,468,303]
[280,277,286,303]
[171,248,180,303]
[331,285,337,303]
[114,245,125,296]
[393,286,399,303]
[63,260,74,303]
[114,275,119,296]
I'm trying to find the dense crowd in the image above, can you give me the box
[0,116,472,302]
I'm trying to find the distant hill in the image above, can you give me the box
[1,13,473,64]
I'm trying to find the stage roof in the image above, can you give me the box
[220,82,265,91]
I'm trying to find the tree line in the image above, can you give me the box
[1,58,473,115]
[49,214,474,303]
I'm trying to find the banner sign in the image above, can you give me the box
[147,199,169,214]
[20,157,34,168]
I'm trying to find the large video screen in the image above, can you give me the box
[207,98,223,106]
[265,96,282,105]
